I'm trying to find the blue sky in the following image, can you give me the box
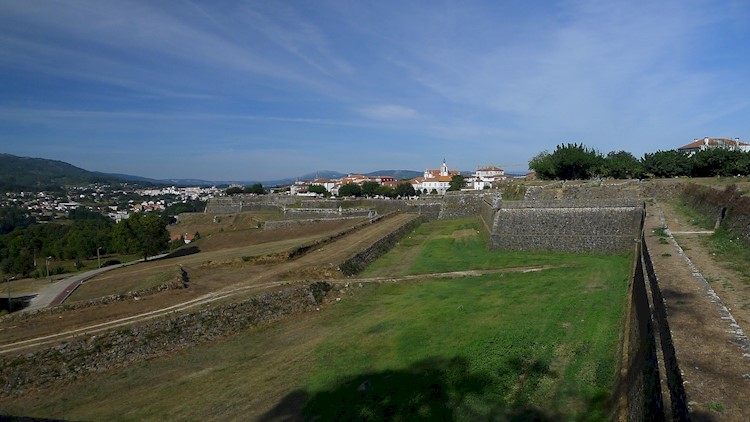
[1,0,749,181]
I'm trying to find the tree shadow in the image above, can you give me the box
[0,294,36,313]
[257,356,599,421]
[162,246,201,259]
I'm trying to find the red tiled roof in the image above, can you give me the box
[679,138,749,150]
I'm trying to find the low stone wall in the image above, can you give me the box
[282,208,374,220]
[0,283,331,397]
[483,200,644,254]
[263,216,366,231]
[339,216,423,276]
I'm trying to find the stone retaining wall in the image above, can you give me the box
[614,239,665,420]
[263,216,366,231]
[482,199,644,254]
[0,283,331,397]
[339,216,423,276]
[282,208,374,219]
[437,191,484,220]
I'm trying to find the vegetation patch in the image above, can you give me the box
[303,260,629,420]
[672,199,716,229]
[704,228,750,284]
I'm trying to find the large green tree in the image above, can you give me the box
[112,212,169,261]
[641,150,692,178]
[244,183,265,194]
[338,183,362,197]
[528,144,604,180]
[395,182,416,197]
[447,175,466,191]
[361,181,380,197]
[308,185,329,196]
[691,149,746,177]
[602,151,643,179]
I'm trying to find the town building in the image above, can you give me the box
[470,165,506,190]
[678,137,750,154]
[411,160,460,195]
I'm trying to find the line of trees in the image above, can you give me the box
[529,143,750,180]
[226,183,265,195]
[1,207,171,278]
[334,182,417,198]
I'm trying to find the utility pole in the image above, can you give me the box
[46,256,52,283]
[97,246,103,268]
[6,276,15,313]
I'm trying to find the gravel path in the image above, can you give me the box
[645,201,750,419]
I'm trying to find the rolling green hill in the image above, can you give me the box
[0,153,120,191]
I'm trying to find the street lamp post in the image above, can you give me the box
[97,246,103,269]
[46,256,52,283]
[6,276,15,313]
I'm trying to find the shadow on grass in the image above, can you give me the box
[258,356,603,421]
[162,246,201,259]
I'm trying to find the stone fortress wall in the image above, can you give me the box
[480,196,644,254]
[7,180,723,417]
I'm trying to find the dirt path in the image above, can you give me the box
[645,201,750,419]
[0,213,419,354]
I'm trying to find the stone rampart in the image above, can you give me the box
[524,181,643,201]
[263,216,366,231]
[437,191,484,220]
[482,199,644,254]
[339,216,423,276]
[0,283,331,397]
[282,208,374,220]
[204,195,295,213]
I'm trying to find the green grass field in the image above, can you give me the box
[1,218,631,421]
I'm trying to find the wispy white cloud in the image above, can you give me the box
[357,105,419,121]
[2,0,750,179]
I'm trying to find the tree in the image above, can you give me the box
[361,181,380,197]
[602,151,643,179]
[308,185,329,196]
[691,149,745,177]
[338,183,362,197]
[245,183,265,195]
[376,185,396,198]
[394,182,416,197]
[112,212,169,261]
[528,151,555,180]
[0,206,34,235]
[641,150,692,178]
[225,186,244,195]
[528,144,603,180]
[447,175,466,191]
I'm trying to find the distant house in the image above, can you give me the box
[678,137,750,154]
[470,165,506,190]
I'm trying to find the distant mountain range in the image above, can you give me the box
[0,153,425,191]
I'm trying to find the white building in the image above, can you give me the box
[471,165,506,190]
[678,137,750,154]
[411,160,460,195]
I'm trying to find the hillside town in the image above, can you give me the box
[1,184,222,222]
[289,160,507,196]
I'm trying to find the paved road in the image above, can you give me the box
[23,253,169,312]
